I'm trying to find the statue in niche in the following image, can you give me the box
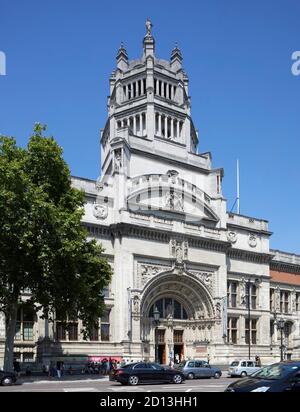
[114,150,122,172]
[176,243,184,264]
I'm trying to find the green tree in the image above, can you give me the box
[0,124,112,371]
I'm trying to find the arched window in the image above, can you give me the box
[149,298,188,320]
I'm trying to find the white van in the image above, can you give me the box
[228,360,261,377]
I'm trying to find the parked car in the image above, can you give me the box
[225,361,300,392]
[0,370,17,386]
[176,359,222,379]
[109,362,185,386]
[228,359,261,377]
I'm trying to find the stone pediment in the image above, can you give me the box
[127,172,219,223]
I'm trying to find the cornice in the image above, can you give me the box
[228,248,274,264]
[270,261,300,275]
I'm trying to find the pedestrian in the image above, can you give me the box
[13,359,21,378]
[56,361,62,379]
[169,359,174,369]
[49,361,56,378]
[255,355,261,367]
[207,354,210,365]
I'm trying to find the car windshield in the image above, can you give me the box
[251,364,299,380]
[230,361,239,367]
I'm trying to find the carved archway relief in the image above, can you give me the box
[140,269,215,321]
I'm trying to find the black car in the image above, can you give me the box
[0,370,17,386]
[110,362,185,386]
[225,361,300,392]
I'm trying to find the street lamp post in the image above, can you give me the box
[277,319,285,362]
[242,278,260,360]
[153,307,160,363]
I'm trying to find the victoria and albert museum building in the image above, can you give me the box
[1,23,300,368]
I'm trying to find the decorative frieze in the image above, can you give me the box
[137,263,171,289]
[189,270,213,293]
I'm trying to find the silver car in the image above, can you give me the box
[228,360,261,377]
[176,360,222,380]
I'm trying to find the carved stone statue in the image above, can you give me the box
[114,149,122,172]
[146,18,153,36]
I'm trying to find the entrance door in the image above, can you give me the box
[158,344,166,365]
[174,330,184,363]
[156,329,166,365]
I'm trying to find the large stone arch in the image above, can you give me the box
[140,268,216,321]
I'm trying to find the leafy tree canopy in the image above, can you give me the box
[0,124,112,369]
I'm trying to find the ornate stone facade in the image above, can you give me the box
[1,21,300,369]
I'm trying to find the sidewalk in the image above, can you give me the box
[18,374,110,384]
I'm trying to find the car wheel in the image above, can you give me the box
[128,375,139,386]
[241,371,247,378]
[1,377,13,386]
[214,372,221,379]
[173,374,183,384]
[187,372,195,380]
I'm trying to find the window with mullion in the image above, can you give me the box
[227,317,238,344]
[245,319,257,344]
[100,309,111,342]
[227,281,238,308]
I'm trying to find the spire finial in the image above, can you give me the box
[145,17,153,36]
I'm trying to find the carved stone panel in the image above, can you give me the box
[136,263,171,289]
[93,203,108,220]
[189,270,213,293]
[248,233,257,248]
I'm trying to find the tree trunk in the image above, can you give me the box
[4,301,18,372]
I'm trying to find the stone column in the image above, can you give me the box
[166,83,169,100]
[158,114,162,136]
[164,116,168,138]
[141,79,144,95]
[171,118,174,139]
[139,113,143,136]
[177,120,179,140]
[133,116,137,135]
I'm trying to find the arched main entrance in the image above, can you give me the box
[140,269,216,364]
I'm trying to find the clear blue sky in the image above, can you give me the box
[0,0,299,253]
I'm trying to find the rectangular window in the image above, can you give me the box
[156,329,165,344]
[23,322,34,341]
[227,317,238,344]
[100,309,110,342]
[173,330,183,344]
[56,322,67,341]
[270,289,274,312]
[90,322,99,341]
[296,294,300,312]
[100,324,109,341]
[245,319,257,345]
[284,292,289,313]
[245,284,257,309]
[68,323,78,341]
[227,281,238,308]
[102,287,109,298]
